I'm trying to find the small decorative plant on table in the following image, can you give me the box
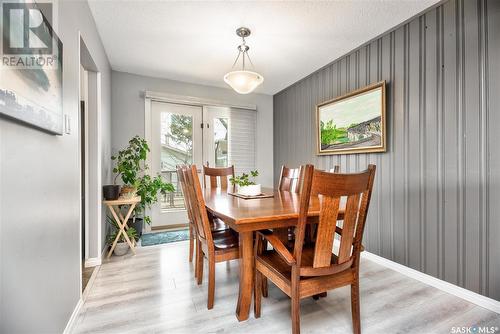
[230,170,261,196]
[110,135,175,237]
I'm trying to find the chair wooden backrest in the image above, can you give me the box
[293,164,376,276]
[176,165,194,224]
[278,165,303,193]
[183,164,214,246]
[203,165,235,189]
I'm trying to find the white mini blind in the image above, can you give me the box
[229,108,256,176]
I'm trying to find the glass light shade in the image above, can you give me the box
[223,70,264,94]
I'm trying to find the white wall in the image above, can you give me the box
[0,1,112,332]
[111,71,274,187]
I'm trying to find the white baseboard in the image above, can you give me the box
[362,251,500,314]
[63,298,83,334]
[84,257,101,267]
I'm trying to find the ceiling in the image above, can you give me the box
[88,0,440,95]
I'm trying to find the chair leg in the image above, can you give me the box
[194,240,198,279]
[188,224,194,263]
[254,270,262,318]
[262,277,268,298]
[260,240,269,297]
[351,280,361,334]
[257,237,269,298]
[291,269,300,334]
[207,256,215,309]
[291,293,300,334]
[196,244,203,285]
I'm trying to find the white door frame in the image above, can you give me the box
[78,32,102,281]
[149,101,203,229]
[144,92,256,231]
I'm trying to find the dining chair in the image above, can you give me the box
[176,165,197,266]
[254,164,376,334]
[183,164,240,309]
[177,165,231,279]
[278,165,303,193]
[203,165,235,189]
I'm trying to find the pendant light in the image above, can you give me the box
[224,27,264,94]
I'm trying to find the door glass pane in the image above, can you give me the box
[160,112,193,210]
[214,117,228,167]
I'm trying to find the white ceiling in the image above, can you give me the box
[88,0,440,95]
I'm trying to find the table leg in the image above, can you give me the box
[236,231,254,321]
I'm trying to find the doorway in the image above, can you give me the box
[149,102,203,229]
[79,36,102,294]
[148,101,234,230]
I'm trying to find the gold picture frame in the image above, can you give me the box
[316,81,386,155]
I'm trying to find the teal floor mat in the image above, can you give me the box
[141,229,189,247]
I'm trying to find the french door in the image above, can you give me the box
[150,102,203,228]
[149,102,233,229]
[203,106,230,168]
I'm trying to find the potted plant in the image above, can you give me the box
[111,136,149,198]
[103,184,121,201]
[230,170,261,196]
[111,136,175,235]
[106,215,138,256]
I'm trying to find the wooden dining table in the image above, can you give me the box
[203,187,345,321]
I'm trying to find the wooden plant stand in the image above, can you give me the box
[104,196,141,259]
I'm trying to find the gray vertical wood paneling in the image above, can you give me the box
[442,0,460,286]
[381,33,393,260]
[273,0,500,299]
[393,25,406,266]
[487,0,499,300]
[408,18,421,271]
[463,0,481,294]
[424,8,440,278]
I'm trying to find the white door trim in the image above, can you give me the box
[148,101,203,228]
[144,98,153,233]
[78,31,102,271]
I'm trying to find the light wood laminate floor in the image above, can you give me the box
[72,241,499,334]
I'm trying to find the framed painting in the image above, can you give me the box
[316,81,386,155]
[0,1,63,135]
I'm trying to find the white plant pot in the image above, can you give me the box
[237,184,261,196]
[113,242,129,256]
